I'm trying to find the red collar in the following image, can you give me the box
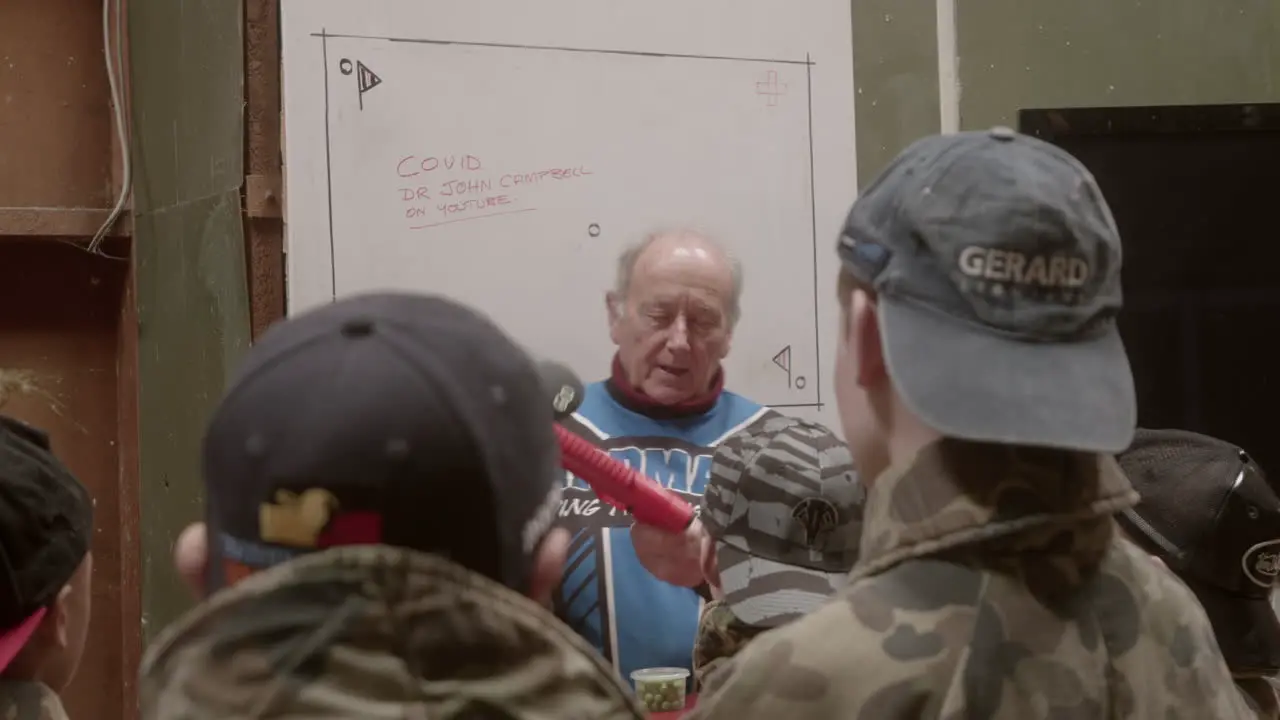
[606,355,723,419]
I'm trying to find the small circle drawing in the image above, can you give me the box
[588,223,601,238]
[339,58,354,75]
[795,376,807,389]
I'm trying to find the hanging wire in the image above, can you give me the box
[84,0,132,260]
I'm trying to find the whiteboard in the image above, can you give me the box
[280,0,856,428]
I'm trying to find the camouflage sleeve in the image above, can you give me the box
[692,602,766,692]
[0,681,70,720]
[685,599,879,720]
[694,656,731,694]
[1236,678,1280,720]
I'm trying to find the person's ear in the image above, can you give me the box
[529,527,570,608]
[852,290,886,389]
[48,584,72,648]
[606,292,624,345]
[606,292,623,324]
[173,522,209,598]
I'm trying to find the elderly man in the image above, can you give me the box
[686,129,1251,718]
[554,229,780,686]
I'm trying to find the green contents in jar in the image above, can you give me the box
[630,668,689,714]
[638,679,684,712]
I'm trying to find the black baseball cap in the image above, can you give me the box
[837,127,1135,453]
[202,292,565,593]
[0,415,93,672]
[1116,428,1280,675]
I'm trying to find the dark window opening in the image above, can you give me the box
[1020,103,1280,472]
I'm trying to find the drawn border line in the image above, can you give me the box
[313,30,820,372]
[310,32,814,67]
[805,51,822,409]
[321,28,337,301]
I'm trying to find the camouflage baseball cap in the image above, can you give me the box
[139,545,646,719]
[699,416,862,628]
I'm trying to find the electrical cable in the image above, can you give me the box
[86,0,131,258]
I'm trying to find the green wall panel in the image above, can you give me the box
[852,0,942,182]
[957,0,1280,128]
[129,0,249,640]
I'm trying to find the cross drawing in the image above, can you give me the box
[755,70,788,106]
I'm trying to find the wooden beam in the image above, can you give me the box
[0,207,132,238]
[245,173,283,218]
[244,0,287,337]
[115,237,142,720]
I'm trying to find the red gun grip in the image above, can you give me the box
[554,424,695,533]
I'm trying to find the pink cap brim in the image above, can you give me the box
[0,607,46,673]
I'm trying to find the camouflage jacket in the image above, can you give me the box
[140,545,646,720]
[692,601,767,691]
[0,681,68,720]
[1239,677,1280,719]
[688,440,1254,719]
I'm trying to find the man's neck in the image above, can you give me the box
[885,426,943,478]
[605,355,723,419]
[861,403,943,487]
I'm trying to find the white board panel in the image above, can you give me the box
[280,0,856,427]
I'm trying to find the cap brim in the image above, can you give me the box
[0,608,46,673]
[879,297,1136,453]
[1190,580,1280,675]
[716,542,846,628]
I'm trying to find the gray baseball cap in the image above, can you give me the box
[699,416,862,628]
[837,127,1136,453]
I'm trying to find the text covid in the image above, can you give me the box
[392,153,593,229]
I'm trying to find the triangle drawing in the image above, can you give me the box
[357,61,382,95]
[772,345,791,374]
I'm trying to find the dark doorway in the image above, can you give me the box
[1020,103,1280,472]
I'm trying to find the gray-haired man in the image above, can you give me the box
[552,229,783,686]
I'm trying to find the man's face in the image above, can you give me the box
[610,238,734,404]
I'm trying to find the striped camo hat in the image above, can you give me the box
[700,415,863,628]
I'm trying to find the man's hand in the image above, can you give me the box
[631,517,707,587]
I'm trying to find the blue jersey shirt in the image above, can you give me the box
[554,380,775,686]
